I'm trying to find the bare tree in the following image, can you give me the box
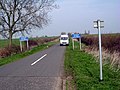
[0,0,56,47]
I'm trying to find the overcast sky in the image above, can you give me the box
[31,0,120,37]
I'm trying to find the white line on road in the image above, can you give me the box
[31,54,47,66]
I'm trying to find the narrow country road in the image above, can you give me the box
[0,44,66,90]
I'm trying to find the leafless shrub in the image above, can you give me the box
[0,45,20,58]
[0,48,11,58]
[82,34,120,53]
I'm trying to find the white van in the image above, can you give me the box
[60,35,69,46]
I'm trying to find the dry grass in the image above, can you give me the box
[110,52,120,69]
[65,76,76,90]
[85,47,120,70]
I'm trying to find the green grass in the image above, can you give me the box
[0,39,20,48]
[64,40,120,90]
[66,80,68,90]
[0,37,58,48]
[0,41,57,66]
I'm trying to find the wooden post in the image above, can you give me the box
[72,39,74,50]
[20,41,22,52]
[79,37,81,50]
[27,40,29,50]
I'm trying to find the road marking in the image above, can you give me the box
[31,54,47,66]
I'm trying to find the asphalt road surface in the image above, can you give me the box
[0,44,66,90]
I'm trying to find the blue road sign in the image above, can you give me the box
[20,36,28,41]
[72,34,81,38]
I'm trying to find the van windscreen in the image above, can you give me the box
[61,37,68,40]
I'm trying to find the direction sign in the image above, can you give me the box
[72,34,81,38]
[20,36,28,41]
[19,36,29,51]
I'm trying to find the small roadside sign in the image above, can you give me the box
[71,33,81,50]
[72,34,81,38]
[19,36,29,52]
[20,36,28,41]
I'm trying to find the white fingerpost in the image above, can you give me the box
[98,20,102,81]
[94,19,104,81]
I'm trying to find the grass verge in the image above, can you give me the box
[0,42,57,66]
[64,40,120,90]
